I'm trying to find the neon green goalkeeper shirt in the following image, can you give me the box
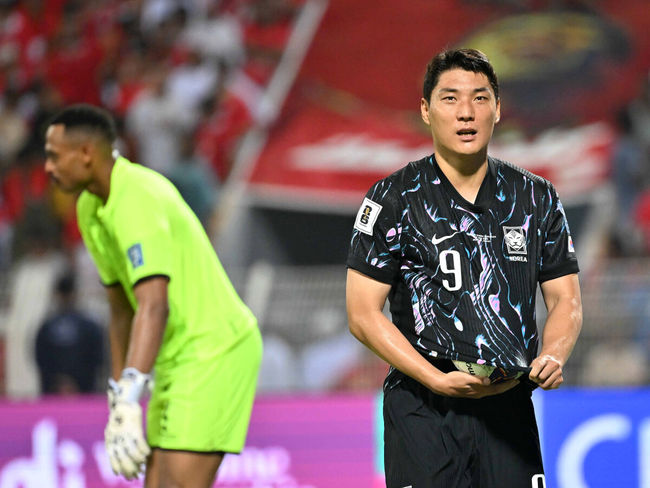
[77,156,257,369]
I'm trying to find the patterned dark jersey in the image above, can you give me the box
[347,154,579,369]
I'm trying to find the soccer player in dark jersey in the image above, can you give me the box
[346,49,582,487]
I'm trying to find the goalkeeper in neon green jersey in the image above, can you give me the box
[44,104,262,487]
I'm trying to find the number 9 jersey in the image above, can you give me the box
[346,154,579,370]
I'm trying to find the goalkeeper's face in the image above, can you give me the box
[44,124,93,194]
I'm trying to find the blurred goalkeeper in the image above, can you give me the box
[44,104,262,487]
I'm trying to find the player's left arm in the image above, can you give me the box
[124,276,170,374]
[531,273,582,389]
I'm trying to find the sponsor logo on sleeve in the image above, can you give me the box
[354,198,382,235]
[127,243,144,269]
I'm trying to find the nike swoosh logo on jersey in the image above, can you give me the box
[431,233,458,245]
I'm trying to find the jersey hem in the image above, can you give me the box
[346,256,395,284]
[539,260,579,282]
[133,274,171,287]
[101,280,121,287]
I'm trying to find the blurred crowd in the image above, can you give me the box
[610,74,650,257]
[0,0,301,397]
[0,0,299,272]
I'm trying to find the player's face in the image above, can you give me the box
[44,125,92,194]
[420,68,500,162]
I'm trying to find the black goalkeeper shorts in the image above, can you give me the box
[383,367,545,488]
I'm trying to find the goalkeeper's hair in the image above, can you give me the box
[48,104,117,144]
[422,48,499,103]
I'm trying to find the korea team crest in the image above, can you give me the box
[503,226,527,255]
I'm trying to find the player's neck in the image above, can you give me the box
[87,158,115,204]
[434,152,488,204]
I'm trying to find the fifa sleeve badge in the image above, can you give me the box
[127,243,144,269]
[354,198,383,235]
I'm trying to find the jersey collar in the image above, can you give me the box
[429,154,496,214]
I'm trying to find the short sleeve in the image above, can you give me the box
[539,185,579,282]
[113,200,173,287]
[346,179,402,284]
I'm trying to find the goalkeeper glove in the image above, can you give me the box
[105,368,152,480]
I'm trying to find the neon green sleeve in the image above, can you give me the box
[112,198,174,286]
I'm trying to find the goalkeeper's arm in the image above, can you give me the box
[106,284,134,380]
[124,276,170,375]
[104,276,169,479]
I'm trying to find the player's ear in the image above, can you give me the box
[78,139,96,170]
[80,142,92,166]
[495,98,501,124]
[420,98,431,125]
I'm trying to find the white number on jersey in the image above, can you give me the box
[440,249,462,291]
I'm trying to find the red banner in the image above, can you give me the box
[247,0,646,207]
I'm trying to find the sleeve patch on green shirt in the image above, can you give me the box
[128,243,144,269]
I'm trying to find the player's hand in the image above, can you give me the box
[105,368,152,480]
[105,401,151,479]
[529,354,563,390]
[437,371,519,399]
[107,377,119,408]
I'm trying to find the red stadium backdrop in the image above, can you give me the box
[247,0,650,208]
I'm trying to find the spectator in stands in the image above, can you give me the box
[125,66,193,175]
[623,75,650,256]
[167,46,220,117]
[1,143,50,251]
[23,81,64,153]
[628,73,650,163]
[169,128,219,229]
[0,0,63,92]
[103,50,149,117]
[0,89,28,171]
[35,272,105,395]
[196,79,255,180]
[181,1,245,69]
[44,3,104,106]
[610,108,645,256]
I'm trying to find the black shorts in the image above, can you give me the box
[383,367,545,488]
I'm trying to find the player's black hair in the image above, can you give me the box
[423,48,499,103]
[48,104,117,144]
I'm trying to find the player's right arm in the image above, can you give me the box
[106,284,134,380]
[104,282,151,480]
[346,268,517,398]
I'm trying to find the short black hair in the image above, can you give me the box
[48,104,117,144]
[423,48,499,103]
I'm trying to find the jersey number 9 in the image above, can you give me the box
[440,249,462,291]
